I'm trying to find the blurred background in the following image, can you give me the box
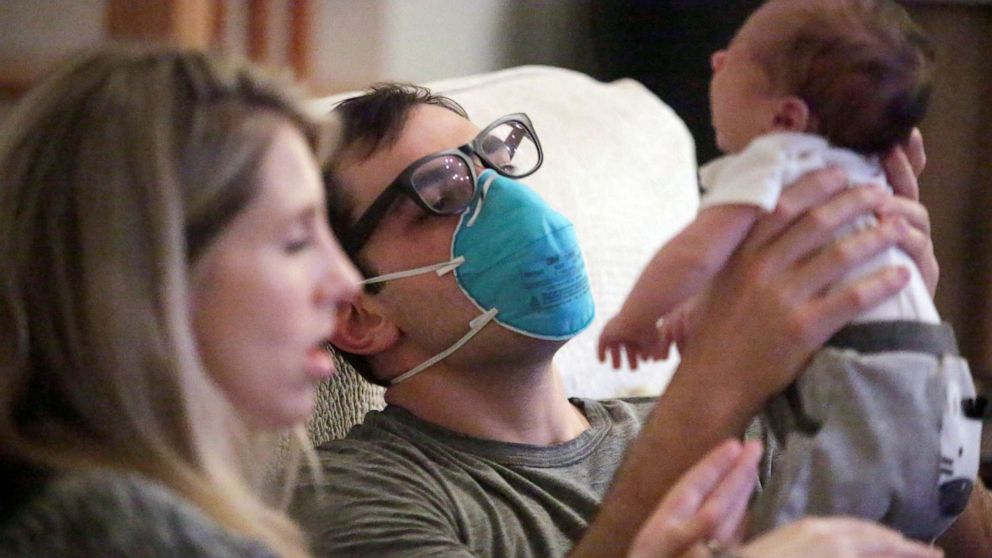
[1,0,990,391]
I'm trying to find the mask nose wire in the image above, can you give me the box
[466,172,497,228]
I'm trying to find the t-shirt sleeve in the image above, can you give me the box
[293,444,477,558]
[0,472,273,558]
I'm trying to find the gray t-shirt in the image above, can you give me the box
[292,397,655,557]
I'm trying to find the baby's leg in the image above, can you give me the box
[751,322,981,541]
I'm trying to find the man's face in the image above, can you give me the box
[333,105,560,378]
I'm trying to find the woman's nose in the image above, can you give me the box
[318,234,361,309]
[711,50,727,73]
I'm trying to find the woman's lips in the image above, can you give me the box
[305,344,335,380]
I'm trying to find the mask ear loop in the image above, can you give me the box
[389,308,499,385]
[359,256,465,286]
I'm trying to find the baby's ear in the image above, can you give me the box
[772,96,812,133]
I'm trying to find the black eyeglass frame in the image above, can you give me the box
[341,113,543,255]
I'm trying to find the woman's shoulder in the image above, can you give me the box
[0,468,274,557]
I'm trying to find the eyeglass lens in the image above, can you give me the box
[478,121,540,178]
[409,155,476,214]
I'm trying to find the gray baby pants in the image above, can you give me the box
[751,321,982,541]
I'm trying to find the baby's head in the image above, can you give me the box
[710,0,934,155]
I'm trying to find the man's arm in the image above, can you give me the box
[936,479,992,558]
[571,169,914,557]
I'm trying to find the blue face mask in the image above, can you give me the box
[361,170,595,384]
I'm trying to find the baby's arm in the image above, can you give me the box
[599,204,761,368]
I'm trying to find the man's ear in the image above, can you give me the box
[329,296,400,355]
[771,96,812,133]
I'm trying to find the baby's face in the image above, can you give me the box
[708,3,790,153]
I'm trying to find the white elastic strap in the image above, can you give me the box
[359,256,465,286]
[465,172,497,227]
[389,308,499,386]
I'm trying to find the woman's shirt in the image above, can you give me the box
[0,463,275,557]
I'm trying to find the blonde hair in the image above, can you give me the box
[0,47,330,557]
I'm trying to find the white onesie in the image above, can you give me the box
[700,132,981,541]
[700,131,938,324]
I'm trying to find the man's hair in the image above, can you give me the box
[324,83,467,249]
[752,0,934,154]
[323,83,468,386]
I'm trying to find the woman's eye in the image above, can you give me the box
[284,235,312,253]
[283,221,316,253]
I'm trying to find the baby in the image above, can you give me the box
[599,0,982,541]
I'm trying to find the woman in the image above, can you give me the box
[0,48,359,556]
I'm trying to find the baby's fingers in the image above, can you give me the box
[610,347,623,370]
[626,346,640,370]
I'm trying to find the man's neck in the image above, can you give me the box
[383,360,589,446]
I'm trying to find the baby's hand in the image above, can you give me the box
[598,315,667,370]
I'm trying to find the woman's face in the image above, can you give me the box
[190,123,360,430]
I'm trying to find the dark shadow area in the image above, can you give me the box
[585,0,761,165]
[501,0,759,164]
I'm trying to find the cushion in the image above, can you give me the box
[307,65,699,444]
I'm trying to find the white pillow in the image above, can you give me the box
[312,65,699,399]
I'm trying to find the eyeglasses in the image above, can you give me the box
[341,113,543,255]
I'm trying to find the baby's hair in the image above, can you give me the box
[751,0,934,154]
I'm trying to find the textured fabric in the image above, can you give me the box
[306,351,385,446]
[754,322,982,541]
[0,470,274,557]
[310,65,699,401]
[291,398,654,558]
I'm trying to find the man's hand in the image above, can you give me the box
[880,128,938,295]
[935,478,992,558]
[679,169,912,416]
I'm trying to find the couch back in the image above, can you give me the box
[307,65,699,444]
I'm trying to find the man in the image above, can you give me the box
[293,84,989,557]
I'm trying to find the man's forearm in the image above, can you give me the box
[937,478,992,558]
[569,365,757,557]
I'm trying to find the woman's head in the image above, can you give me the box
[0,47,357,555]
[189,119,359,429]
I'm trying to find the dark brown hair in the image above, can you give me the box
[322,83,467,386]
[750,0,934,154]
